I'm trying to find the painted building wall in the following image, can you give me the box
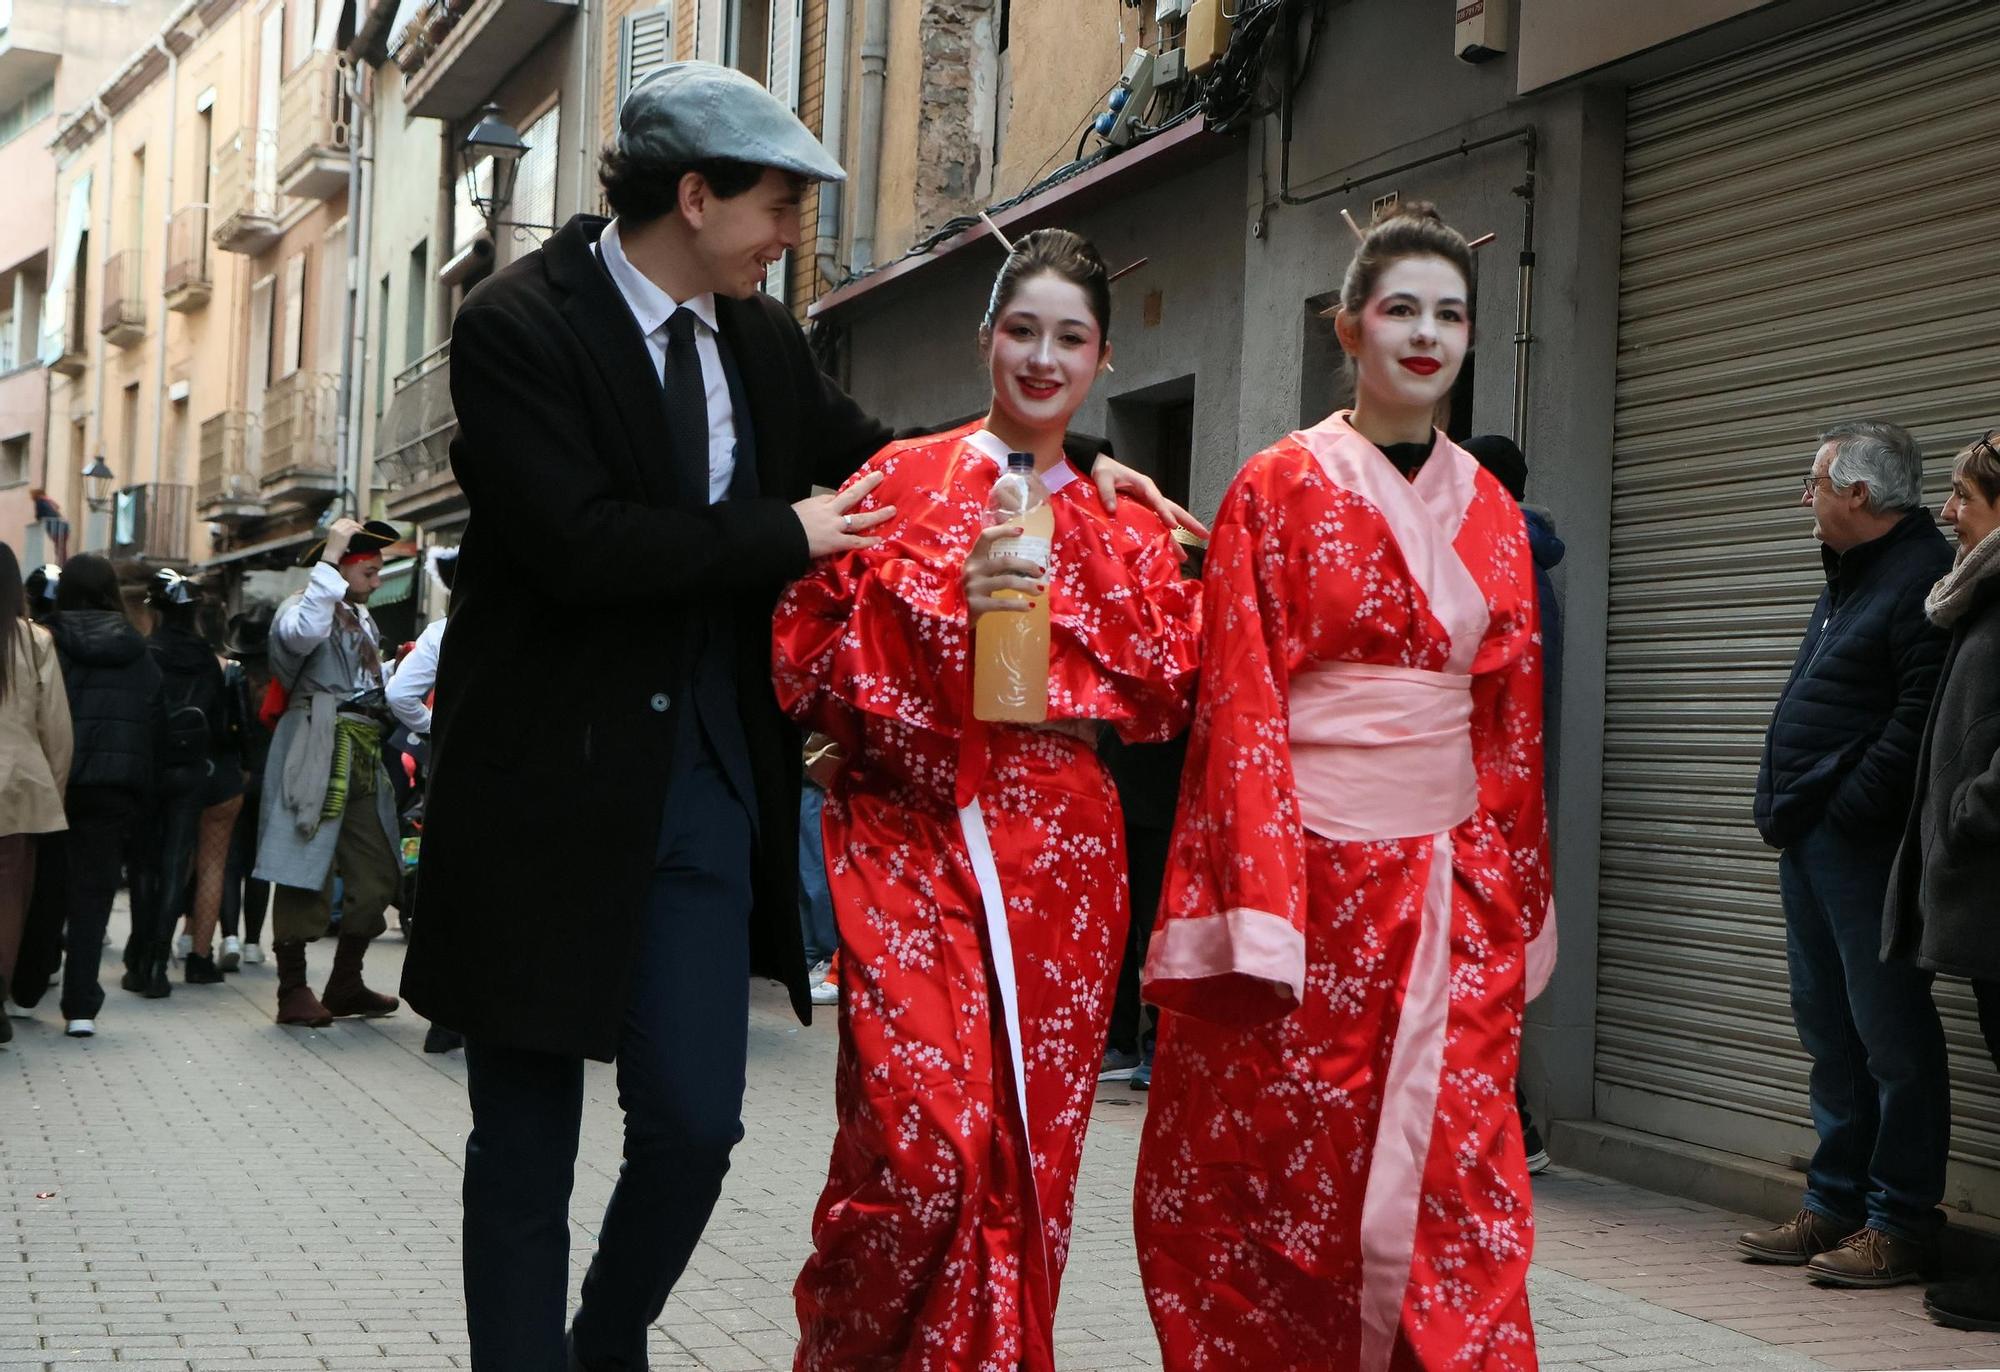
[357,58,445,463]
[0,0,186,557]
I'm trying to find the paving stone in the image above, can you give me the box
[0,898,1977,1369]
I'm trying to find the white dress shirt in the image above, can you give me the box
[596,218,739,504]
[273,562,385,689]
[386,617,447,735]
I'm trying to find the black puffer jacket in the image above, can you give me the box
[53,610,165,794]
[150,622,244,805]
[1755,511,1951,850]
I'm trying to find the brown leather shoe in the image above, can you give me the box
[320,935,399,1018]
[1806,1226,1935,1288]
[1738,1208,1853,1265]
[276,982,334,1028]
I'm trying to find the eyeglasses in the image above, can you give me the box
[1974,430,1999,465]
[1801,474,1833,496]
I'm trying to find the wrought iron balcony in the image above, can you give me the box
[110,483,192,563]
[375,338,462,523]
[163,205,212,312]
[277,52,353,201]
[259,370,341,509]
[100,250,145,347]
[44,305,87,377]
[212,129,281,255]
[198,409,263,523]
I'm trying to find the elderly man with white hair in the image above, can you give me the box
[1741,419,1952,1288]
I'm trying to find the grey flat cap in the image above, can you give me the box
[620,61,845,183]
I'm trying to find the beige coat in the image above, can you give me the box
[0,622,73,835]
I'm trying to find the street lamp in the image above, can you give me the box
[461,103,529,227]
[82,456,116,513]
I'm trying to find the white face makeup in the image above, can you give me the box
[984,272,1107,435]
[1341,255,1471,421]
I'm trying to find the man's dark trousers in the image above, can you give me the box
[1780,818,1949,1242]
[461,732,753,1371]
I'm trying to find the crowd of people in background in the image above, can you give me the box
[0,525,460,1051]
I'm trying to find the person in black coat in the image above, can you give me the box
[1882,431,2000,1330]
[127,571,242,992]
[9,555,164,1036]
[1738,420,1952,1288]
[400,63,1187,1371]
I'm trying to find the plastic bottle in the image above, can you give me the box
[972,452,1054,723]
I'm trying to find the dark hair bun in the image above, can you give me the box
[1370,198,1446,229]
[982,228,1114,344]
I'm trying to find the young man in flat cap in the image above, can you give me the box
[257,516,404,1028]
[403,61,1186,1372]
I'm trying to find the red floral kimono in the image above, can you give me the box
[1135,413,1553,1372]
[773,425,1201,1371]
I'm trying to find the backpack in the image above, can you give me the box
[159,669,211,772]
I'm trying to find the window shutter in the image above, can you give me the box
[761,0,803,303]
[619,7,674,108]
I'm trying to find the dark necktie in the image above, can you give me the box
[662,307,710,507]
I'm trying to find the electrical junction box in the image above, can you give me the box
[1184,0,1228,74]
[1455,0,1509,63]
[1154,0,1191,19]
[1093,48,1158,149]
[1155,48,1186,87]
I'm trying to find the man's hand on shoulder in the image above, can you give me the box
[794,470,898,559]
[1089,456,1209,539]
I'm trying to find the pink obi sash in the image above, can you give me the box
[1289,660,1477,844]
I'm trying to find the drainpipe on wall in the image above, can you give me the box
[814,0,850,287]
[849,0,888,272]
[570,0,596,216]
[335,60,373,515]
[148,36,181,490]
[90,97,113,552]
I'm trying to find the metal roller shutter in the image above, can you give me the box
[1598,0,2000,1208]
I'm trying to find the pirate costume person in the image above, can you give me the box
[255,517,404,1027]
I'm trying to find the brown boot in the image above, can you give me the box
[1807,1226,1936,1289]
[274,941,333,1028]
[320,935,399,1018]
[1738,1208,1853,1265]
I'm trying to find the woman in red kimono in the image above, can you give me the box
[1135,202,1553,1372]
[773,228,1201,1371]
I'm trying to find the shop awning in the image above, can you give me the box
[369,557,416,608]
[203,528,317,568]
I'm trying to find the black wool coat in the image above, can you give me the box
[400,215,892,1061]
[1883,576,2000,981]
[1754,512,1951,851]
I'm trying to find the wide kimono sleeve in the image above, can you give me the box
[1046,501,1202,745]
[1467,487,1553,948]
[1141,462,1309,1026]
[770,444,975,789]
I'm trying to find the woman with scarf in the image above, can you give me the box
[1134,202,1552,1372]
[1883,429,2000,1334]
[772,228,1202,1370]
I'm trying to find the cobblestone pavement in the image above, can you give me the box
[4,907,1998,1371]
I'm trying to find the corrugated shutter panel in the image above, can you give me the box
[620,6,674,108]
[1598,0,2000,1206]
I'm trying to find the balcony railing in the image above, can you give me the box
[163,205,212,312]
[212,128,281,255]
[277,52,353,201]
[260,370,341,508]
[376,339,462,521]
[111,483,192,563]
[198,409,262,522]
[44,304,87,376]
[100,250,145,346]
[400,0,577,120]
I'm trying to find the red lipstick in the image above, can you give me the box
[1399,357,1442,376]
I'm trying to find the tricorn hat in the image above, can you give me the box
[300,519,401,568]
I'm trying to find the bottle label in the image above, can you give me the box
[990,534,1051,573]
